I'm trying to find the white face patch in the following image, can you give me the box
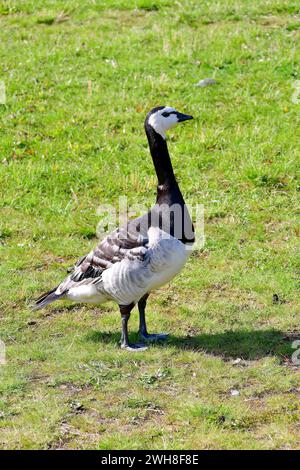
[148,107,179,139]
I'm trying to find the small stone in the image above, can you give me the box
[230,389,240,396]
[70,402,84,413]
[232,358,242,365]
[196,78,217,87]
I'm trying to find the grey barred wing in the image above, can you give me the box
[57,226,148,293]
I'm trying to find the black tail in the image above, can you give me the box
[32,286,65,311]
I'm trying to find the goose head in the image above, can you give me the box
[145,106,193,139]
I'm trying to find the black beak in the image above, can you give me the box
[176,112,193,122]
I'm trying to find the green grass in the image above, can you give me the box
[0,0,300,450]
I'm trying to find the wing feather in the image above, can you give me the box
[56,223,148,294]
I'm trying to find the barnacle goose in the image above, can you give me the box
[33,106,194,351]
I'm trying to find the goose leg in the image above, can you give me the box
[138,294,168,342]
[119,304,148,352]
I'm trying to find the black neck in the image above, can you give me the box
[145,123,182,197]
[144,121,194,244]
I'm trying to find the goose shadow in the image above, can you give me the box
[85,329,298,361]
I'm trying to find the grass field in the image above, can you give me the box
[0,0,299,450]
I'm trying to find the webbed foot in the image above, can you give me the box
[121,342,148,352]
[140,333,169,342]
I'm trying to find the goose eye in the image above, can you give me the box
[162,112,170,117]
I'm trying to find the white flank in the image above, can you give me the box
[63,227,189,306]
[100,227,190,305]
[66,284,107,304]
